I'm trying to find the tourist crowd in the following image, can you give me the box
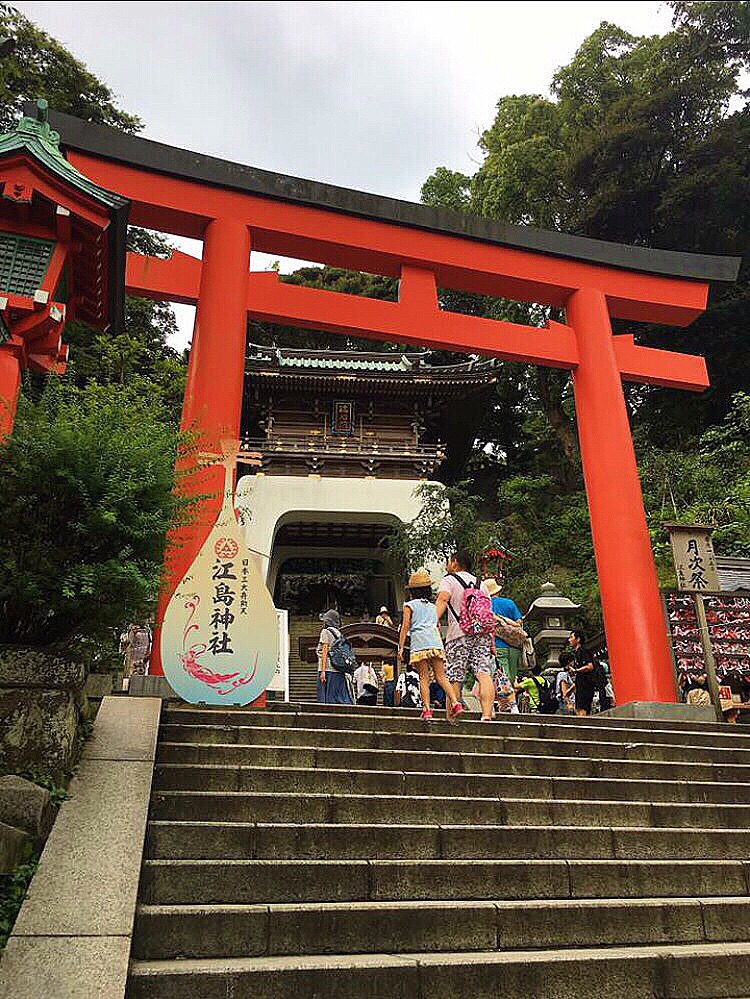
[316,550,613,719]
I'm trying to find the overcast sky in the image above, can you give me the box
[18,1,675,347]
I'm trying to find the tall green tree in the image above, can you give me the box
[0,3,140,131]
[0,7,188,647]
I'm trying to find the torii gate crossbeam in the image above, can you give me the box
[46,109,741,707]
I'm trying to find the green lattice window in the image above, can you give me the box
[0,232,55,296]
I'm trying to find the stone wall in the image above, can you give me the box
[0,646,88,779]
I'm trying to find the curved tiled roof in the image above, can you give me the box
[246,344,497,378]
[0,101,129,330]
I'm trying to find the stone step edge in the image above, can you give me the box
[135,894,750,915]
[141,857,750,869]
[159,719,750,751]
[145,819,750,836]
[159,725,750,766]
[138,857,750,902]
[127,938,750,974]
[148,790,750,816]
[131,896,750,959]
[156,733,750,767]
[152,761,750,791]
[164,705,739,734]
[156,742,750,779]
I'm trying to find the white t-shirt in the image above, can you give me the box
[437,571,477,644]
[353,663,378,698]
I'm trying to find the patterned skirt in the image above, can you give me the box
[410,647,446,665]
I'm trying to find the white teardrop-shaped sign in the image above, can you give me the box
[160,455,279,705]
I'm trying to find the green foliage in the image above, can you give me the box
[413,3,750,624]
[0,379,192,647]
[0,10,188,662]
[64,229,187,424]
[0,855,38,951]
[0,3,140,132]
[421,167,472,212]
[15,769,68,805]
[387,482,501,569]
[642,393,750,570]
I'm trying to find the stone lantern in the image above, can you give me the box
[526,581,581,668]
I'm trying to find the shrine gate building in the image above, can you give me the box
[235,345,495,698]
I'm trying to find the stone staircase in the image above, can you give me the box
[126,702,750,998]
[287,615,318,702]
[286,614,362,703]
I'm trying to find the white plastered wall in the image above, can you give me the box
[235,474,445,598]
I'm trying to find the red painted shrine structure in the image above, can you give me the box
[0,105,742,706]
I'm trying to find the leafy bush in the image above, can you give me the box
[0,379,193,651]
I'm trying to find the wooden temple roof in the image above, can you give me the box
[245,344,498,392]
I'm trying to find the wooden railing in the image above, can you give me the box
[239,434,445,464]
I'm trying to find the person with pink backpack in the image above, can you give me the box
[435,550,497,722]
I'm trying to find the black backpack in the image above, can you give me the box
[531,674,559,715]
[592,660,608,689]
[327,628,357,675]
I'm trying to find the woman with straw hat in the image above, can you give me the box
[397,569,464,722]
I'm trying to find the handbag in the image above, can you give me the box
[494,614,527,648]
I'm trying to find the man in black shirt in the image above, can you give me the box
[568,629,596,716]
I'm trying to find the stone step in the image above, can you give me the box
[140,858,750,906]
[156,739,750,785]
[164,703,739,737]
[161,707,750,750]
[144,820,750,861]
[157,723,750,766]
[149,788,750,830]
[284,702,750,735]
[152,762,750,804]
[131,895,750,961]
[126,940,750,999]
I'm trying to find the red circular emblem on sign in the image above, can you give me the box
[214,537,239,559]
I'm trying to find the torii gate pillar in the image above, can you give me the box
[567,287,675,702]
[151,218,250,675]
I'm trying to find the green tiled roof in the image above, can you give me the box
[278,353,414,372]
[247,344,496,378]
[0,100,126,213]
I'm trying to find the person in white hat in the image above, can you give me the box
[376,605,394,629]
[397,569,463,722]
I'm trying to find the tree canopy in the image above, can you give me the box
[0,6,187,649]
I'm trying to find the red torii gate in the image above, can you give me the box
[49,110,741,706]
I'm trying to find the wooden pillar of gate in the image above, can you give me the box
[150,218,250,675]
[566,287,677,704]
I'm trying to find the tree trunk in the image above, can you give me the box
[536,367,579,485]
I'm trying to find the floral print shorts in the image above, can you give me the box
[445,634,495,684]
